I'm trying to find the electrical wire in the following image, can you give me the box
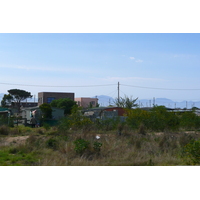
[121,84,200,91]
[1,81,200,90]
[0,82,116,88]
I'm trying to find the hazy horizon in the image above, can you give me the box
[1,33,200,102]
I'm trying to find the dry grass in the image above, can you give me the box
[1,124,200,166]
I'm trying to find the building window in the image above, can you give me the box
[47,97,55,104]
[91,101,95,105]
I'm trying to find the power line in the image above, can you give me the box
[1,81,200,91]
[119,89,126,96]
[0,82,116,88]
[121,84,200,91]
[104,89,118,97]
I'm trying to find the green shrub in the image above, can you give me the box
[58,117,71,133]
[126,106,180,131]
[184,139,200,164]
[138,123,146,135]
[0,148,38,166]
[73,138,90,154]
[93,141,102,152]
[39,103,52,119]
[0,125,9,135]
[46,137,59,150]
[126,108,151,130]
[180,112,200,130]
[43,123,51,131]
[96,117,121,131]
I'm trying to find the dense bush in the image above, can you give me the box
[125,106,200,132]
[93,141,102,152]
[62,111,93,131]
[184,139,200,164]
[39,103,52,119]
[180,112,200,130]
[73,138,90,154]
[50,98,77,115]
[0,125,9,135]
[46,137,59,150]
[96,117,121,131]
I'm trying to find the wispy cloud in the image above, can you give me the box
[135,59,143,63]
[0,64,97,74]
[129,56,143,62]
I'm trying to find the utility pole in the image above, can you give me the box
[118,82,120,102]
[153,97,155,107]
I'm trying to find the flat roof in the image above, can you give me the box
[38,92,74,94]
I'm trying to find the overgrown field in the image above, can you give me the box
[1,106,200,166]
[0,126,200,166]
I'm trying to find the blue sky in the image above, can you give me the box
[1,33,200,101]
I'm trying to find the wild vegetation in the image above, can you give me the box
[0,106,200,166]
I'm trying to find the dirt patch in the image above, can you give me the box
[0,136,29,146]
[154,132,164,136]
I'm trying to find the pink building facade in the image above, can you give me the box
[75,97,98,108]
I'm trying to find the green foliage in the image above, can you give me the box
[126,106,180,131]
[2,89,32,113]
[148,106,180,131]
[126,108,151,129]
[43,123,51,131]
[93,141,102,152]
[114,95,138,109]
[0,125,9,135]
[96,102,100,107]
[0,116,9,127]
[1,94,13,107]
[68,109,93,130]
[50,98,77,115]
[46,137,59,150]
[180,111,200,130]
[7,89,32,101]
[184,139,200,164]
[88,102,93,108]
[0,146,38,166]
[73,138,90,154]
[58,117,71,134]
[39,103,52,119]
[8,117,14,127]
[97,117,121,131]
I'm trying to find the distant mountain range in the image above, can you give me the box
[95,95,200,109]
[1,93,200,109]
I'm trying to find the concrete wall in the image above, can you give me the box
[75,97,98,108]
[38,92,74,106]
